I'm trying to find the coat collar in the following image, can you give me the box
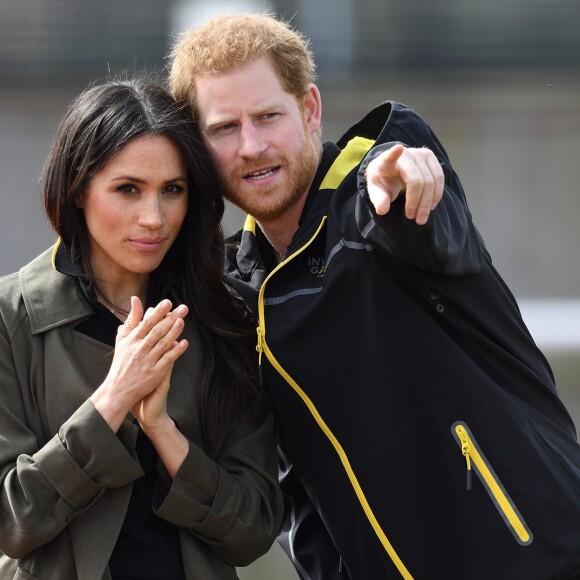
[19,244,94,335]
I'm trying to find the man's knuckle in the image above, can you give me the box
[407,176,423,189]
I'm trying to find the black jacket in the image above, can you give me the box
[225,102,580,580]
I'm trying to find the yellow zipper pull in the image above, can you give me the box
[256,325,264,386]
[458,427,473,490]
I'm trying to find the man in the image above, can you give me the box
[169,12,580,580]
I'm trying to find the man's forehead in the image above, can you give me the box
[195,78,295,126]
[195,56,286,100]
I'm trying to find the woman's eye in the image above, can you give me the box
[118,184,138,194]
[164,184,185,194]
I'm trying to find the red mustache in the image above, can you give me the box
[232,157,283,180]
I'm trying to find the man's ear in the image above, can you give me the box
[302,84,322,135]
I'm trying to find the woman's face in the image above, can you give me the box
[78,134,188,286]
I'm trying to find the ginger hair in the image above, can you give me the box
[169,12,317,117]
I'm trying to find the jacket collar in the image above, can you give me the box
[233,128,377,278]
[19,243,94,335]
[231,142,341,282]
[289,142,341,251]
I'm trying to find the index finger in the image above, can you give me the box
[365,145,406,215]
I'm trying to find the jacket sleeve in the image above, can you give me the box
[355,127,484,277]
[0,312,143,558]
[150,406,284,567]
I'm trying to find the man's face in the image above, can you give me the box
[195,55,322,223]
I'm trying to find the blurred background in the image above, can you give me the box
[1,0,579,578]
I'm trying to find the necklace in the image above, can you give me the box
[96,289,129,319]
[261,230,287,262]
[264,238,287,262]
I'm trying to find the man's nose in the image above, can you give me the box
[238,124,267,158]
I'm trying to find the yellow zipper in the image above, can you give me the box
[256,216,413,579]
[453,422,533,546]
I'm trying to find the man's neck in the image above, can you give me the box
[257,196,305,261]
[257,144,324,261]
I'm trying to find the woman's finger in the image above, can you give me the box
[142,316,186,353]
[134,299,173,338]
[117,296,144,338]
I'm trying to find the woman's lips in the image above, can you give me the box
[128,237,166,252]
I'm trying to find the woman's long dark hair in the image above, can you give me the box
[42,77,263,443]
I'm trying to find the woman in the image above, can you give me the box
[0,78,283,579]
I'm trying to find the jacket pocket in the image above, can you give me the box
[451,421,533,546]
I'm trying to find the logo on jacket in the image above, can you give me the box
[308,256,326,277]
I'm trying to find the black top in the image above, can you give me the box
[54,244,186,579]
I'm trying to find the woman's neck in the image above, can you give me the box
[94,275,149,320]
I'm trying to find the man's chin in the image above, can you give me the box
[223,192,283,221]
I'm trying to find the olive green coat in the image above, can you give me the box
[0,247,283,580]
